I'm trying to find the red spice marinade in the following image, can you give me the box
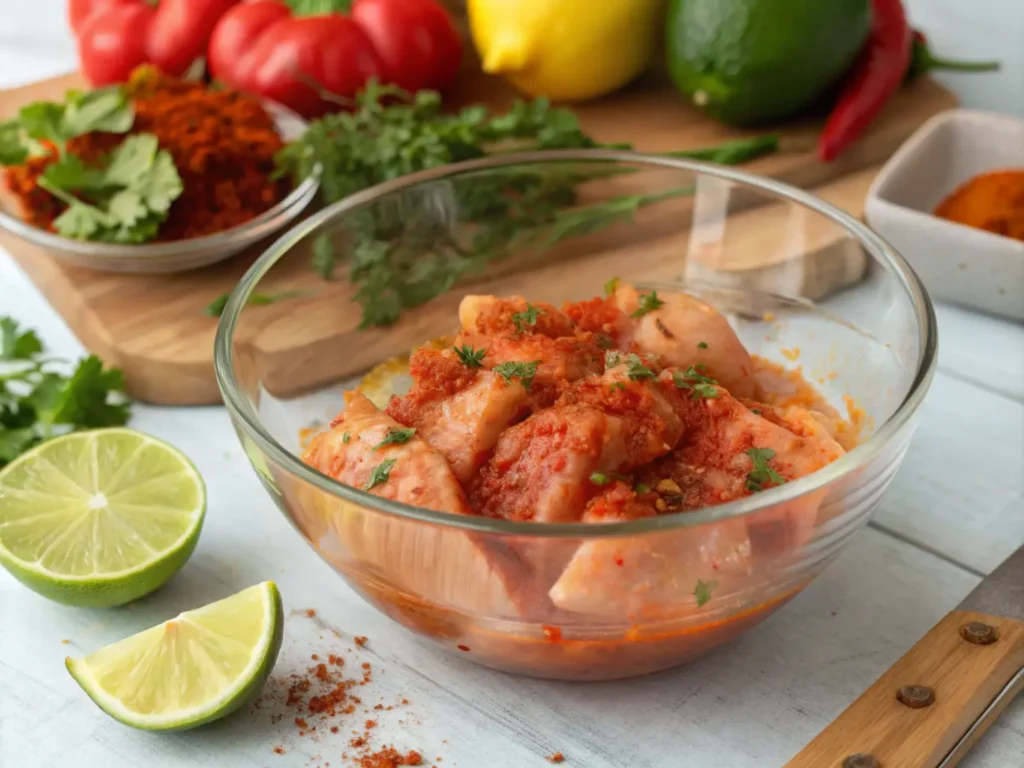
[256,623,436,767]
[2,68,290,241]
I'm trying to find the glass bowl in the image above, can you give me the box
[0,102,318,274]
[215,151,937,681]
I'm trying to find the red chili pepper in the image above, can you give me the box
[208,0,462,118]
[906,30,1000,83]
[817,0,912,163]
[69,0,241,86]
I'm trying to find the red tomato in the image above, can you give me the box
[146,0,242,76]
[351,0,462,93]
[76,3,156,86]
[207,0,292,91]
[68,0,137,36]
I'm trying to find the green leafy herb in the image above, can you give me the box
[595,333,614,350]
[38,133,183,244]
[745,447,786,492]
[609,381,626,392]
[751,408,762,416]
[624,354,655,381]
[511,303,543,332]
[493,360,540,390]
[276,82,779,328]
[374,427,415,450]
[0,317,130,466]
[603,277,620,297]
[630,291,665,318]
[453,344,486,368]
[2,85,134,162]
[634,483,651,494]
[693,578,718,608]
[674,365,720,400]
[311,233,337,279]
[604,350,622,368]
[342,432,351,444]
[365,458,396,490]
[697,341,708,349]
[589,472,610,485]
[204,289,309,317]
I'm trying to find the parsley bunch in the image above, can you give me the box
[276,83,779,328]
[0,85,183,244]
[0,318,130,466]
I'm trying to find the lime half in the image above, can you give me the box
[67,581,284,731]
[0,428,205,607]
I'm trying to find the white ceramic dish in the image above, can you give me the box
[0,101,318,274]
[865,108,1024,322]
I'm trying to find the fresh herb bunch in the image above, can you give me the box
[0,318,131,466]
[277,82,779,328]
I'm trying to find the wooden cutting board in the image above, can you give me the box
[0,71,957,405]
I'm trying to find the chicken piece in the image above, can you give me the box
[613,283,756,398]
[549,484,751,619]
[558,361,684,467]
[751,357,857,450]
[386,348,529,483]
[456,295,605,391]
[302,391,531,618]
[471,405,629,523]
[304,391,471,513]
[460,295,577,338]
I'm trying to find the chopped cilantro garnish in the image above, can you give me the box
[693,578,718,607]
[634,483,651,494]
[342,432,351,444]
[609,381,626,392]
[630,291,665,318]
[603,277,620,296]
[744,447,786,492]
[493,360,540,390]
[365,458,396,490]
[624,354,655,381]
[374,427,415,450]
[453,344,486,368]
[511,303,543,332]
[697,341,708,349]
[589,472,610,485]
[674,365,720,400]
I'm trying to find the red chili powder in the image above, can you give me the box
[356,747,423,767]
[547,753,565,764]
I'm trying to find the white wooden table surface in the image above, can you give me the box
[1,4,1023,767]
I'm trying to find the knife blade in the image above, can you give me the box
[786,544,1024,768]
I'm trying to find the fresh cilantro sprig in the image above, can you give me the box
[493,360,540,390]
[373,427,415,450]
[604,351,655,381]
[37,133,183,244]
[674,365,720,400]
[453,345,486,368]
[631,291,666,318]
[0,85,133,165]
[693,578,718,608]
[0,317,130,466]
[745,447,786,492]
[511,303,543,332]
[276,82,779,328]
[365,458,396,490]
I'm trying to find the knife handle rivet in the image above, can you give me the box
[842,754,880,768]
[959,621,999,645]
[896,684,935,708]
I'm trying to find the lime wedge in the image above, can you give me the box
[0,428,205,607]
[67,581,284,731]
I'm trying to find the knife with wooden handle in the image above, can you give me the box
[786,544,1024,768]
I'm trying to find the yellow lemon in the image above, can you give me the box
[468,0,665,102]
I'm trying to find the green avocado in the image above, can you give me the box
[665,0,872,126]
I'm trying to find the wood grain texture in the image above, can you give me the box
[786,610,1024,768]
[0,72,957,405]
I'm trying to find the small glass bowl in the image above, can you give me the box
[215,151,937,681]
[0,102,318,274]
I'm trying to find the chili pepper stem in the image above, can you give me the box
[922,54,1000,73]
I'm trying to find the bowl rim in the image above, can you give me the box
[214,149,938,538]
[0,100,319,260]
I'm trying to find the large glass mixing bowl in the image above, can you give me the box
[215,151,937,681]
